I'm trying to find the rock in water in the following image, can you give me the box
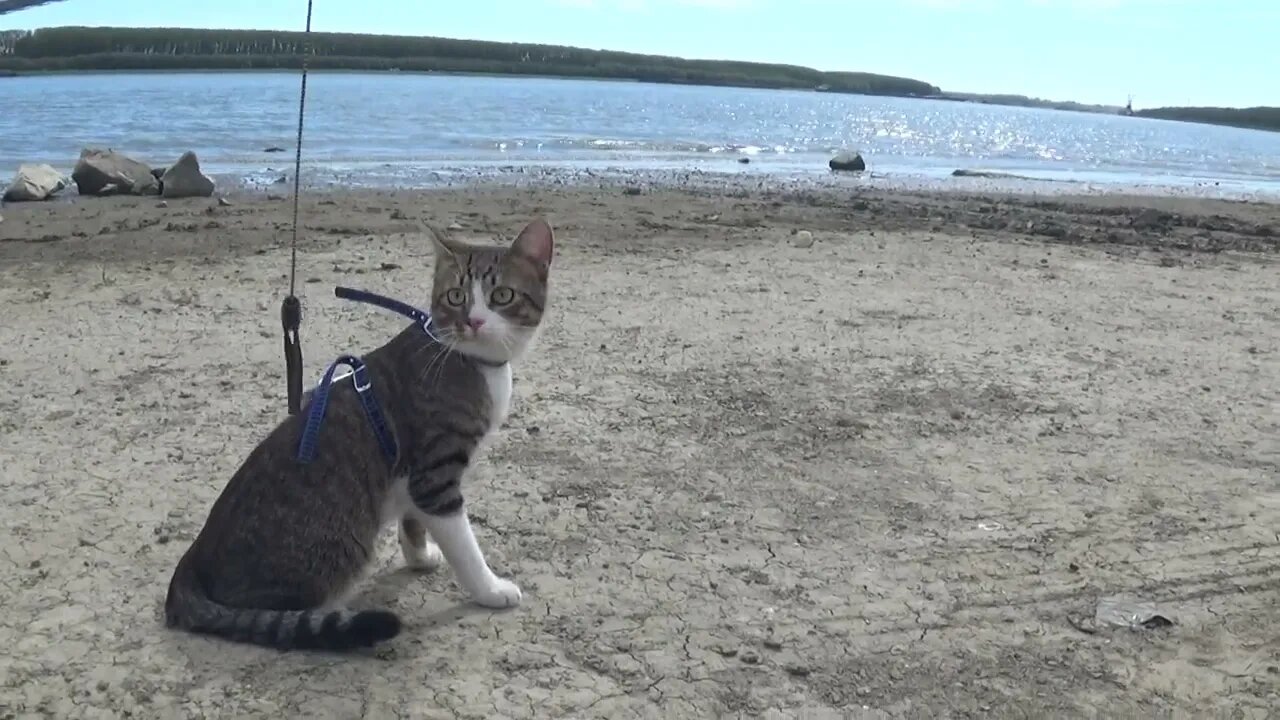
[829,151,866,172]
[161,151,216,199]
[72,148,160,196]
[3,163,69,201]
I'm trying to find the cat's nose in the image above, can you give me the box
[467,317,486,331]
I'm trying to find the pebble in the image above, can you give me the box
[791,230,814,248]
[157,201,168,208]
[217,196,232,207]
[448,222,464,230]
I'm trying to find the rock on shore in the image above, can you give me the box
[72,148,160,197]
[160,151,216,199]
[829,151,866,172]
[3,163,69,202]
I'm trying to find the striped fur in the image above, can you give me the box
[163,219,554,651]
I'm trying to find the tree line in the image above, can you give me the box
[1135,106,1280,133]
[0,26,941,97]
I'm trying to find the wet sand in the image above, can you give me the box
[1,181,1278,718]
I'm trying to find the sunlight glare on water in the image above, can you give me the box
[1,71,1278,192]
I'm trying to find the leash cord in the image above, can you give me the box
[280,0,314,416]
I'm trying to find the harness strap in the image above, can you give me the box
[335,286,431,329]
[334,285,508,368]
[296,354,397,464]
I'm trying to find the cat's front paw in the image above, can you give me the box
[472,576,523,609]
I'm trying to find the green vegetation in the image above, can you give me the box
[1134,106,1280,133]
[932,90,1280,133]
[931,91,1122,115]
[0,26,939,97]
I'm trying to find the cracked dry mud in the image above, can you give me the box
[1,185,1278,718]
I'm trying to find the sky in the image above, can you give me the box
[2,0,1276,108]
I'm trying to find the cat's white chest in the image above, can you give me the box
[479,363,513,432]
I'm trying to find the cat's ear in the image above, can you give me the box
[425,224,459,261]
[509,218,554,279]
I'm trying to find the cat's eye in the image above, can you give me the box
[444,288,466,306]
[490,286,515,306]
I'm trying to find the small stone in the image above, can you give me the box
[623,186,642,196]
[390,209,407,220]
[785,664,811,677]
[738,157,750,164]
[448,222,464,231]
[829,151,866,172]
[763,638,783,650]
[378,262,401,271]
[218,197,232,207]
[791,230,815,248]
[739,650,761,664]
[157,201,168,208]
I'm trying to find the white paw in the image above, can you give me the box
[402,539,444,572]
[472,576,523,609]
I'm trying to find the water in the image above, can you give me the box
[3,71,1279,195]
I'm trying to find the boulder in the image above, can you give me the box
[829,151,866,172]
[160,151,215,199]
[3,163,69,201]
[72,148,160,196]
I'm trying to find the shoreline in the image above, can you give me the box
[9,163,1280,208]
[4,176,1277,261]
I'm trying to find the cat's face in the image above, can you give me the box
[429,219,554,363]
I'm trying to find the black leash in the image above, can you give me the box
[281,0,315,416]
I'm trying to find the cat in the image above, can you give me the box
[164,217,554,651]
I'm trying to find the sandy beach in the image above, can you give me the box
[1,179,1278,718]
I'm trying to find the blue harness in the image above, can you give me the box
[295,286,436,464]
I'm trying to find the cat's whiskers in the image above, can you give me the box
[422,346,455,388]
[415,340,451,385]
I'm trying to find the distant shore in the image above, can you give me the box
[0,26,937,97]
[4,25,1276,134]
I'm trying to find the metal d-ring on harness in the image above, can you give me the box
[296,354,397,463]
[293,286,441,464]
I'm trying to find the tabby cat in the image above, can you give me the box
[164,218,554,651]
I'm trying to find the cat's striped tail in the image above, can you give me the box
[163,562,400,651]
